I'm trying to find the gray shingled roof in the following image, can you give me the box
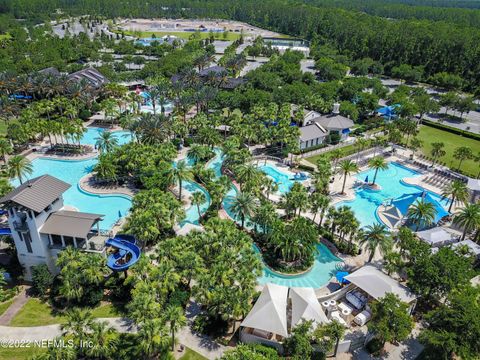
[68,67,108,88]
[299,123,327,142]
[314,114,354,130]
[40,210,104,238]
[0,175,71,213]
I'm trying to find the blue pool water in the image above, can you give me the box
[336,162,449,228]
[256,244,342,288]
[210,148,340,288]
[12,158,132,229]
[180,180,211,226]
[80,128,132,146]
[258,164,305,194]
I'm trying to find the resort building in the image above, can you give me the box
[415,227,458,248]
[0,175,108,280]
[262,37,310,56]
[68,67,109,88]
[298,103,354,150]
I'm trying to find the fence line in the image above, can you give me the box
[298,138,357,159]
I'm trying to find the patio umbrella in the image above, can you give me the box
[336,271,350,285]
[364,176,369,183]
[118,210,122,218]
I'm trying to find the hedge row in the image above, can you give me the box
[422,119,480,141]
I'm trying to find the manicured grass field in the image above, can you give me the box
[180,347,208,360]
[0,346,46,360]
[121,29,241,41]
[416,125,479,177]
[0,299,14,316]
[305,143,357,165]
[9,299,118,326]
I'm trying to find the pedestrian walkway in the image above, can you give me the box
[0,287,30,325]
[0,300,227,359]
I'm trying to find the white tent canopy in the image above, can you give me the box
[344,265,416,303]
[416,227,457,247]
[290,287,329,328]
[241,283,289,338]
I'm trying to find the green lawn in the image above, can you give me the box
[9,299,118,327]
[120,29,241,41]
[0,346,46,360]
[305,143,358,164]
[416,125,479,177]
[0,299,14,316]
[180,347,208,360]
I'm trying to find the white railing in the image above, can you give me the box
[298,138,357,159]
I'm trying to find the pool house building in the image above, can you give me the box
[0,175,108,280]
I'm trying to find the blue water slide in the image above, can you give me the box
[105,234,141,271]
[0,228,12,236]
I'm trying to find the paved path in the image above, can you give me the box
[0,301,227,359]
[0,287,29,325]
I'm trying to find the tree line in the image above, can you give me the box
[3,0,480,91]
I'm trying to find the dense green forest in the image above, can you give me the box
[303,0,480,27]
[3,0,480,90]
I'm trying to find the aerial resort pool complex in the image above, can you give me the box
[1,10,479,359]
[337,162,450,228]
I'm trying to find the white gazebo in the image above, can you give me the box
[289,287,329,328]
[240,283,288,352]
[416,227,458,247]
[344,265,417,314]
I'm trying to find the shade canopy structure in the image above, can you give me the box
[344,265,416,303]
[335,271,350,285]
[416,227,457,247]
[391,191,449,225]
[241,283,289,338]
[290,287,330,328]
[377,104,400,120]
[40,210,104,239]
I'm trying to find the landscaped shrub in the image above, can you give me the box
[422,119,480,141]
[31,264,53,297]
[366,337,384,355]
[79,108,92,121]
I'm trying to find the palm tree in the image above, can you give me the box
[95,131,118,153]
[61,308,93,341]
[191,191,206,220]
[261,177,278,200]
[409,137,423,159]
[230,192,258,228]
[172,160,192,201]
[137,319,171,359]
[355,138,369,162]
[85,321,119,359]
[338,159,359,194]
[430,142,446,167]
[0,138,12,164]
[235,163,260,191]
[360,224,392,262]
[407,199,436,231]
[442,180,469,213]
[368,156,388,185]
[164,305,187,351]
[453,203,480,240]
[7,155,33,184]
[453,146,473,171]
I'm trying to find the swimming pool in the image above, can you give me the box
[255,244,342,288]
[12,157,132,229]
[336,162,449,228]
[80,127,132,146]
[258,164,306,194]
[179,180,211,226]
[209,148,340,288]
